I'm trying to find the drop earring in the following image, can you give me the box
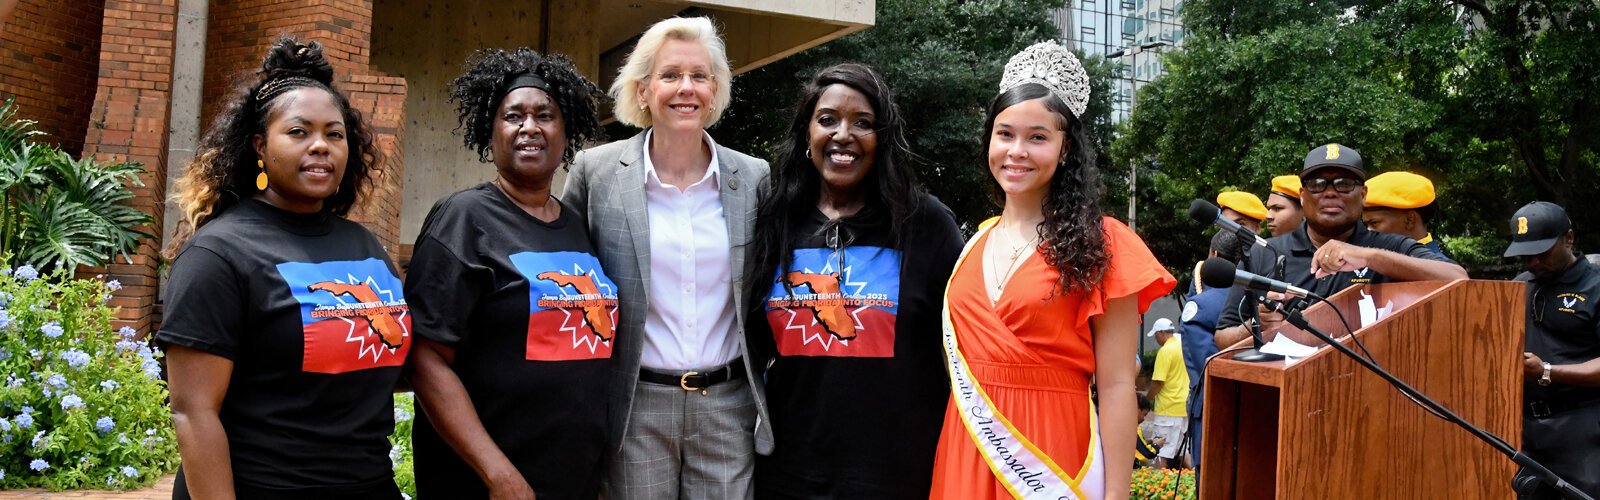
[255,160,269,190]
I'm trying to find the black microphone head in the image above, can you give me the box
[1200,257,1237,290]
[1189,199,1220,224]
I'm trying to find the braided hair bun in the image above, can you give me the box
[260,37,335,85]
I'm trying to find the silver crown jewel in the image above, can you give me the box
[998,40,1091,118]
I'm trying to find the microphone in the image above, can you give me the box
[1200,257,1323,301]
[1189,199,1269,247]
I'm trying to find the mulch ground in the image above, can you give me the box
[0,475,174,500]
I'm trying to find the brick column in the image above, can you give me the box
[80,0,179,335]
[0,0,106,156]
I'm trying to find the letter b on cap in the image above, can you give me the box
[1327,145,1340,160]
[1518,217,1529,235]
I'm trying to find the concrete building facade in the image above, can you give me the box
[0,0,873,333]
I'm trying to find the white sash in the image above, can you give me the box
[942,220,1102,499]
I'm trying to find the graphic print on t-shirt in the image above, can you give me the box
[509,251,618,361]
[765,246,901,357]
[278,258,412,374]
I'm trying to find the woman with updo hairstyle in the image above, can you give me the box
[930,41,1175,499]
[403,47,611,499]
[159,36,408,499]
[743,62,963,498]
[562,16,773,498]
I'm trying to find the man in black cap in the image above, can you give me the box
[1506,201,1600,497]
[1214,143,1467,348]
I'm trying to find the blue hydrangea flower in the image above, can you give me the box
[107,280,123,291]
[394,407,412,422]
[46,373,67,388]
[117,326,136,338]
[42,388,52,398]
[0,469,5,479]
[20,406,33,413]
[142,358,162,379]
[100,380,120,391]
[15,413,32,429]
[0,310,10,330]
[28,349,40,360]
[96,416,115,434]
[28,459,47,471]
[60,394,84,410]
[117,433,128,444]
[389,444,406,467]
[60,349,90,369]
[40,321,63,338]
[14,265,38,281]
[136,345,153,359]
[0,291,11,307]
[31,431,46,448]
[6,374,22,388]
[0,417,10,432]
[0,267,8,276]
[115,339,138,352]
[120,465,137,478]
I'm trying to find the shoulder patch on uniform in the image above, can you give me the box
[1182,301,1199,322]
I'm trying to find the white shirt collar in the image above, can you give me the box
[642,129,720,189]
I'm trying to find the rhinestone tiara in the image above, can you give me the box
[998,40,1091,118]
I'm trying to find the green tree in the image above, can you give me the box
[1114,0,1600,275]
[714,0,1121,231]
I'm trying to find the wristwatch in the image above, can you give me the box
[1538,362,1553,386]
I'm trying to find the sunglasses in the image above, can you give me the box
[1304,177,1364,194]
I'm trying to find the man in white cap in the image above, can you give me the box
[1145,318,1188,468]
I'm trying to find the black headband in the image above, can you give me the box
[497,73,552,104]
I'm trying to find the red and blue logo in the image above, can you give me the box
[277,258,411,374]
[510,251,618,361]
[764,246,901,357]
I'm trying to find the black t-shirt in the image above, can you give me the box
[1518,260,1600,405]
[750,194,964,498]
[404,184,616,499]
[1218,222,1451,329]
[157,199,409,494]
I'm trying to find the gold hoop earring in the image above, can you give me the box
[255,160,269,190]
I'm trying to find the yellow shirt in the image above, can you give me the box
[1152,338,1190,417]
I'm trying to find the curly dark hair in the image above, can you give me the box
[982,83,1107,294]
[745,63,921,302]
[448,47,605,165]
[166,36,381,259]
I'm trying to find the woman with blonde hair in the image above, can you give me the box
[158,36,407,499]
[563,16,772,499]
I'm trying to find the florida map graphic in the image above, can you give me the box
[764,246,901,357]
[510,251,619,361]
[278,258,412,374]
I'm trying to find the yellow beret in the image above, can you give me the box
[1216,191,1267,221]
[1364,171,1435,209]
[1270,175,1301,199]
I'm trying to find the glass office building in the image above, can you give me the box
[1052,0,1185,120]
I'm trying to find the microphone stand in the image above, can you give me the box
[1280,305,1593,500]
[1231,291,1285,362]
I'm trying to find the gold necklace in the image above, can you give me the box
[988,224,1041,295]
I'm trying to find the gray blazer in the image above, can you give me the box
[561,130,775,455]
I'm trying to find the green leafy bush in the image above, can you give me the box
[0,97,153,273]
[1131,467,1197,500]
[390,392,416,498]
[0,265,178,489]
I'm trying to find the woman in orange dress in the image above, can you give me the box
[930,41,1175,500]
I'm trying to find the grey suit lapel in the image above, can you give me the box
[718,150,750,320]
[615,133,652,295]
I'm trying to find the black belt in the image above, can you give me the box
[1526,397,1600,419]
[639,358,745,391]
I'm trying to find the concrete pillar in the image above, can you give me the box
[163,0,206,242]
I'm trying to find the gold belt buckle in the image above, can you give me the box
[679,371,703,392]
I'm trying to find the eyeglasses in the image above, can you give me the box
[1303,177,1364,194]
[655,70,712,85]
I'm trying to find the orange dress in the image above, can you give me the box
[930,217,1174,499]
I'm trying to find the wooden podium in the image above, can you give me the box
[1201,280,1525,499]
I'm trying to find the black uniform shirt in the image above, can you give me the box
[1518,259,1600,405]
[1218,222,1450,329]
